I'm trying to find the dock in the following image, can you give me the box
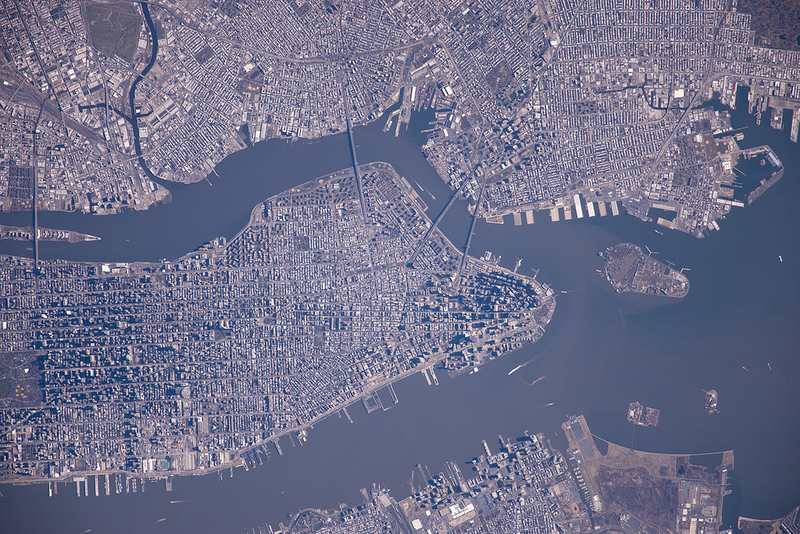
[429,367,439,386]
[747,166,783,205]
[362,391,383,414]
[573,194,584,218]
[547,200,619,224]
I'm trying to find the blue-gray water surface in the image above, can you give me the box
[0,93,798,534]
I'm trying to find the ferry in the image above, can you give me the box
[508,363,524,375]
[413,179,435,200]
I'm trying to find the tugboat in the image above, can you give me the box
[703,389,718,415]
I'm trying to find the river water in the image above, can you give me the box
[0,92,798,534]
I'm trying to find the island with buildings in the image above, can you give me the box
[628,401,660,427]
[0,162,555,486]
[603,243,690,298]
[0,225,99,244]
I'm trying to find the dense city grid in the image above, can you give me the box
[0,0,796,530]
[257,416,732,534]
[0,0,797,235]
[0,164,554,481]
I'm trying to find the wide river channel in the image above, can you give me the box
[0,93,798,534]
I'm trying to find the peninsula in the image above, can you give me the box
[248,415,734,534]
[0,162,555,485]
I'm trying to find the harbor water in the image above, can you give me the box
[0,93,798,533]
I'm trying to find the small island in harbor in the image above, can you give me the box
[0,225,100,243]
[704,389,718,415]
[602,243,689,298]
[628,401,660,427]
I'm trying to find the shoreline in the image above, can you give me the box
[0,161,556,489]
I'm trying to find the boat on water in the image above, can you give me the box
[742,365,748,371]
[532,375,545,384]
[413,180,435,200]
[703,389,718,415]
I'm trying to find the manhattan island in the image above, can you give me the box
[0,162,555,487]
